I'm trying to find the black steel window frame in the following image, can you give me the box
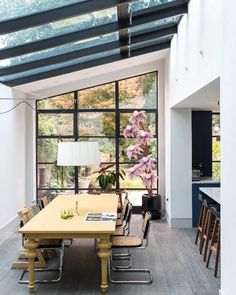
[36,71,158,199]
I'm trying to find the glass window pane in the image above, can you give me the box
[78,112,115,136]
[126,190,158,206]
[120,112,156,136]
[212,114,220,136]
[130,16,179,33]
[0,33,118,68]
[78,83,115,109]
[78,138,116,162]
[1,48,120,81]
[129,0,176,12]
[119,138,157,162]
[212,137,221,161]
[0,7,117,49]
[38,164,75,189]
[78,164,101,192]
[37,138,73,163]
[37,93,74,110]
[37,189,75,199]
[212,162,221,181]
[119,163,157,189]
[0,0,85,21]
[38,113,73,136]
[119,73,157,109]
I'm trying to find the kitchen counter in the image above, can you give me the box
[199,187,221,204]
[192,177,220,184]
[192,179,220,227]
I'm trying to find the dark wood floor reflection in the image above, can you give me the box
[0,215,220,295]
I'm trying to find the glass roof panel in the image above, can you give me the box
[0,7,117,49]
[129,0,176,12]
[130,16,179,34]
[129,0,176,11]
[0,32,119,68]
[1,48,120,82]
[132,35,171,50]
[0,0,87,22]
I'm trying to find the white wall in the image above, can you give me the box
[168,108,192,227]
[165,0,222,227]
[0,84,27,229]
[221,1,236,294]
[168,0,221,107]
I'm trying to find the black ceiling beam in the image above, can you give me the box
[0,0,188,60]
[131,23,177,44]
[3,40,170,87]
[117,3,130,58]
[0,23,176,76]
[0,0,134,35]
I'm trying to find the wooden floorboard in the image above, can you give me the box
[0,215,220,295]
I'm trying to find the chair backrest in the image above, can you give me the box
[41,196,49,208]
[125,202,133,224]
[142,211,152,240]
[30,201,41,217]
[122,198,129,218]
[17,207,32,226]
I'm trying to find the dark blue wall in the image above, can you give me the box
[192,111,212,177]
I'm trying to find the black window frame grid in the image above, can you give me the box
[36,71,158,200]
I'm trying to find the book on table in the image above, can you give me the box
[85,213,117,221]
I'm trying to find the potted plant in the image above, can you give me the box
[94,164,126,192]
[123,110,161,219]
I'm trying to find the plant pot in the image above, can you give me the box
[142,194,161,220]
[105,183,113,192]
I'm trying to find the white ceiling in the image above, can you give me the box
[173,78,220,111]
[14,49,169,98]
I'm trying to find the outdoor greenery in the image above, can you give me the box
[212,114,221,181]
[37,72,158,196]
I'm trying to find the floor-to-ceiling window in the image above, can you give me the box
[36,71,158,206]
[212,113,220,180]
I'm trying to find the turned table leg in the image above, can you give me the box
[24,239,38,293]
[97,238,112,293]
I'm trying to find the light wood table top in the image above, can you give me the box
[19,194,118,235]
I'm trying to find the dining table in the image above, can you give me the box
[19,194,118,293]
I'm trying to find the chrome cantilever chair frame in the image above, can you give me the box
[18,203,65,284]
[109,212,152,284]
[19,242,65,284]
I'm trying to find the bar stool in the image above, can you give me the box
[195,194,205,245]
[200,200,220,262]
[206,207,220,277]
[195,194,216,247]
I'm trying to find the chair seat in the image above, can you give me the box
[111,236,142,247]
[116,218,122,226]
[38,239,63,248]
[112,228,124,236]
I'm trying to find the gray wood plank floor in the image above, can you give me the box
[0,215,220,295]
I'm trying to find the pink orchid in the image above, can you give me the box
[130,111,147,125]
[128,164,142,180]
[139,154,155,172]
[123,124,138,138]
[143,173,157,189]
[137,130,153,145]
[127,144,143,160]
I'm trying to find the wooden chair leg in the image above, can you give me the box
[203,214,214,262]
[214,230,220,278]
